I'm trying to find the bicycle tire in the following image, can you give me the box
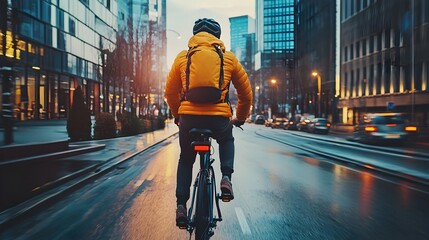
[195,170,210,240]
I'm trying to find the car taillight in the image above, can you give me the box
[326,123,331,127]
[405,126,417,132]
[365,126,378,132]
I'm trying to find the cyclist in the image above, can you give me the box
[165,18,253,228]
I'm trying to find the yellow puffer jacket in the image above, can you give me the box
[165,32,253,120]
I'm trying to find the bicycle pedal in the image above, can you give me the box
[176,219,187,229]
[221,194,233,202]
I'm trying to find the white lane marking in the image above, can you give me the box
[235,207,251,235]
[147,173,155,181]
[134,179,145,188]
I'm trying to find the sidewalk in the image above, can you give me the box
[0,120,179,227]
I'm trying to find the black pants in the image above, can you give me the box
[176,115,234,205]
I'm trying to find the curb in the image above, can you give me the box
[255,129,429,187]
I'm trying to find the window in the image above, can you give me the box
[344,46,348,61]
[362,39,366,56]
[69,17,76,36]
[384,29,390,49]
[356,42,360,58]
[369,36,374,53]
[79,0,89,6]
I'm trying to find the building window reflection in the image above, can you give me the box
[59,75,69,118]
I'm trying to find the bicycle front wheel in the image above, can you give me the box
[195,170,210,240]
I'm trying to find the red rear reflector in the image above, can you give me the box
[194,145,210,151]
[386,124,397,127]
[405,126,417,132]
[365,126,377,132]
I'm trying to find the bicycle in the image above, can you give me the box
[181,128,232,240]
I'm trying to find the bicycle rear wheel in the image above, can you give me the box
[195,170,210,240]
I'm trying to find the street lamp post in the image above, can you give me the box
[270,79,278,115]
[312,71,321,117]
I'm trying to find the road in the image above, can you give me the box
[2,124,429,239]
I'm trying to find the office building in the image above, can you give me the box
[1,0,167,121]
[1,0,118,120]
[339,0,429,126]
[229,15,256,108]
[255,0,295,117]
[295,0,337,120]
[229,15,255,69]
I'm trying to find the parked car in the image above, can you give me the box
[254,115,266,125]
[353,113,418,144]
[307,118,331,134]
[297,115,315,131]
[271,117,288,129]
[284,115,301,130]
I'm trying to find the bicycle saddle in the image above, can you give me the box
[189,128,213,137]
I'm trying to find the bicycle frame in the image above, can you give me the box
[187,128,223,239]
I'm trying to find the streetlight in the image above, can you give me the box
[312,71,321,117]
[167,29,182,39]
[270,78,278,115]
[271,79,277,85]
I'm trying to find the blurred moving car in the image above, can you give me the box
[254,115,266,125]
[265,118,273,127]
[297,115,314,131]
[246,114,256,123]
[353,113,417,144]
[284,115,301,130]
[307,118,331,134]
[271,117,288,129]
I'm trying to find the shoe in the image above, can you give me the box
[220,176,234,202]
[176,204,187,229]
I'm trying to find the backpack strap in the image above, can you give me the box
[185,47,198,95]
[214,45,224,89]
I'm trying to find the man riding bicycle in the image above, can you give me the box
[164,18,252,228]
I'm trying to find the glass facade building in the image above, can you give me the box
[255,0,295,117]
[1,0,117,120]
[229,15,255,64]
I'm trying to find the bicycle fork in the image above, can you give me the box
[186,159,223,234]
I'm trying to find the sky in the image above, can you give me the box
[166,0,255,67]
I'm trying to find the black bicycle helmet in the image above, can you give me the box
[193,18,221,38]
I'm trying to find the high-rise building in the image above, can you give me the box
[255,0,295,117]
[229,15,255,67]
[295,0,337,121]
[0,0,117,121]
[229,15,256,108]
[339,0,429,126]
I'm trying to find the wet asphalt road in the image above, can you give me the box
[2,124,429,240]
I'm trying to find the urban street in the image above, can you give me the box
[1,124,429,239]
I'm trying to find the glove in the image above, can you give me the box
[231,119,245,127]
